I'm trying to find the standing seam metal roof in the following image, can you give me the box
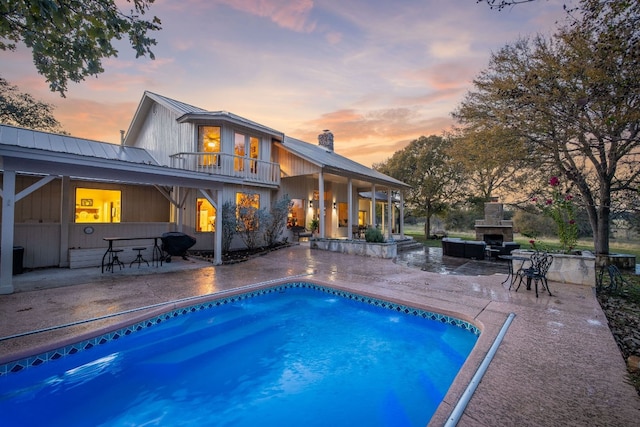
[281,136,409,188]
[0,124,158,165]
[145,91,283,137]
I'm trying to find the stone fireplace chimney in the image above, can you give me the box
[475,202,514,244]
[318,129,334,151]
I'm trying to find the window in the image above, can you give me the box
[358,210,367,226]
[234,133,246,172]
[196,198,216,232]
[199,126,221,166]
[236,192,260,211]
[234,133,260,173]
[249,136,259,174]
[287,199,305,228]
[236,192,260,230]
[75,188,121,223]
[338,202,348,227]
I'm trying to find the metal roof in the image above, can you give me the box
[143,91,209,115]
[280,136,410,189]
[0,124,235,188]
[143,91,284,138]
[0,124,158,165]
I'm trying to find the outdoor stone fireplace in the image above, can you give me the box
[475,202,513,243]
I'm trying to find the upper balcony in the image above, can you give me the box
[169,152,280,187]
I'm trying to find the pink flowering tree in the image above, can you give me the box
[532,176,578,253]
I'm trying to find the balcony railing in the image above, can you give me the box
[169,152,280,186]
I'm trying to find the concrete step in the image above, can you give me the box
[395,238,424,252]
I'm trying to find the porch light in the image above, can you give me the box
[309,200,313,208]
[333,202,336,210]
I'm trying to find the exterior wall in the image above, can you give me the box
[178,184,274,252]
[70,180,170,223]
[274,145,320,177]
[2,175,62,223]
[131,101,275,168]
[2,170,168,225]
[132,103,193,165]
[1,174,173,269]
[14,223,60,268]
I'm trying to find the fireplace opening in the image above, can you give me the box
[483,234,504,247]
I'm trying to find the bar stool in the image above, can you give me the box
[130,247,149,268]
[106,249,125,272]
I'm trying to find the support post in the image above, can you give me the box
[0,170,16,294]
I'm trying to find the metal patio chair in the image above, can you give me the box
[515,251,554,297]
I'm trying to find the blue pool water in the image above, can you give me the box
[0,284,478,426]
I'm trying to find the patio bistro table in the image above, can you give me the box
[102,237,163,273]
[499,254,532,289]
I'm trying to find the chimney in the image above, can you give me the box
[318,129,334,151]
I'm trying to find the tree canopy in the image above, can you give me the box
[0,75,64,132]
[374,135,463,237]
[453,0,640,255]
[446,125,530,202]
[0,0,161,96]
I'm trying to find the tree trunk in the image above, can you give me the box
[594,187,611,256]
[424,205,432,239]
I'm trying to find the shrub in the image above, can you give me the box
[365,227,385,243]
[263,194,291,247]
[221,201,237,254]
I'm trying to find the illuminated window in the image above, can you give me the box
[196,198,216,232]
[234,133,260,173]
[75,188,121,223]
[199,126,221,166]
[236,192,260,211]
[234,133,246,172]
[287,199,305,228]
[236,192,260,230]
[358,210,367,226]
[338,202,348,227]
[249,136,259,174]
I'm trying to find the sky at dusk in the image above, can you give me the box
[1,0,574,167]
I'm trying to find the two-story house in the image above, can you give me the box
[0,91,409,294]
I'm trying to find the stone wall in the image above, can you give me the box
[513,249,596,286]
[310,238,397,259]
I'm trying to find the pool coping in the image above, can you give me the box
[0,279,482,371]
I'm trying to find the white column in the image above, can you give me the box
[370,184,376,228]
[387,189,393,240]
[59,176,71,267]
[347,178,353,238]
[399,192,405,238]
[0,170,16,294]
[214,189,223,265]
[319,171,325,238]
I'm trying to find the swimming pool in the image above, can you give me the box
[0,282,479,426]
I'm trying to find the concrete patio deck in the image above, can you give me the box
[1,244,638,426]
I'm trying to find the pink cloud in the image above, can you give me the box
[216,0,316,32]
[289,107,455,166]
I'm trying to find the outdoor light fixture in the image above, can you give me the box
[333,202,336,210]
[309,200,313,208]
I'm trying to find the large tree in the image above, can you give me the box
[0,75,64,132]
[447,125,530,202]
[374,135,464,237]
[0,0,161,96]
[453,0,640,256]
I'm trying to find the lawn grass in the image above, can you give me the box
[403,225,640,259]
